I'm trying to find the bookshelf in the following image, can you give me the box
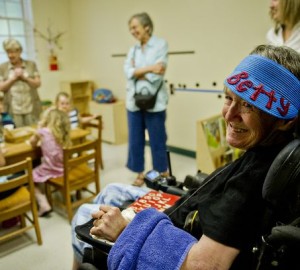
[60,80,93,114]
[90,100,128,145]
[196,114,240,174]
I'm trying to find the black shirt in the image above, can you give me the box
[165,143,288,269]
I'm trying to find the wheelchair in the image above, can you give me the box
[75,138,300,270]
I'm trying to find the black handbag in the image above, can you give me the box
[131,44,163,111]
[134,80,163,110]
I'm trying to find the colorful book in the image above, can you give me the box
[128,190,180,213]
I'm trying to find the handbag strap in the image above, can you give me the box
[153,79,163,96]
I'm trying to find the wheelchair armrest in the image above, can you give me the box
[267,223,300,246]
[183,170,209,189]
[158,184,187,196]
[81,247,108,270]
[75,219,113,254]
[119,200,135,210]
[78,263,99,270]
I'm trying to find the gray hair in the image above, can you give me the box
[251,44,300,80]
[129,12,154,36]
[3,38,22,51]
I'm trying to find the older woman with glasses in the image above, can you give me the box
[124,12,169,186]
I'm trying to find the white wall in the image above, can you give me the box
[31,0,272,151]
[31,0,72,100]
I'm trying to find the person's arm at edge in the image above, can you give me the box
[180,235,239,270]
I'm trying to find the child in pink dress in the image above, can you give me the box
[29,109,71,216]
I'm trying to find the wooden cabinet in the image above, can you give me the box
[196,114,242,174]
[89,100,128,145]
[60,80,93,114]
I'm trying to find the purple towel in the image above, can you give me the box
[107,208,197,270]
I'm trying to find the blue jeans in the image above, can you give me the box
[126,110,168,173]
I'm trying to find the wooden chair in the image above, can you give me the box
[0,158,42,245]
[81,114,104,169]
[45,139,100,223]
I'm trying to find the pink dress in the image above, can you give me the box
[33,128,64,183]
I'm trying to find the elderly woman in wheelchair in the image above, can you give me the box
[72,44,300,270]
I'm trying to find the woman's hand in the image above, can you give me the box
[14,67,24,78]
[152,62,166,75]
[90,205,129,242]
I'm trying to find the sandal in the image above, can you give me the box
[132,173,144,187]
[160,171,169,178]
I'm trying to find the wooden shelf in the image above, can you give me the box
[196,114,240,174]
[90,100,128,145]
[60,80,93,114]
[72,95,90,99]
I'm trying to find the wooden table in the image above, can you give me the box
[3,127,90,165]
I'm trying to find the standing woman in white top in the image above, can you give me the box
[124,12,169,186]
[266,0,300,52]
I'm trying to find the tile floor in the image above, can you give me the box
[0,142,197,270]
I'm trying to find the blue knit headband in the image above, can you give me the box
[224,55,300,119]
